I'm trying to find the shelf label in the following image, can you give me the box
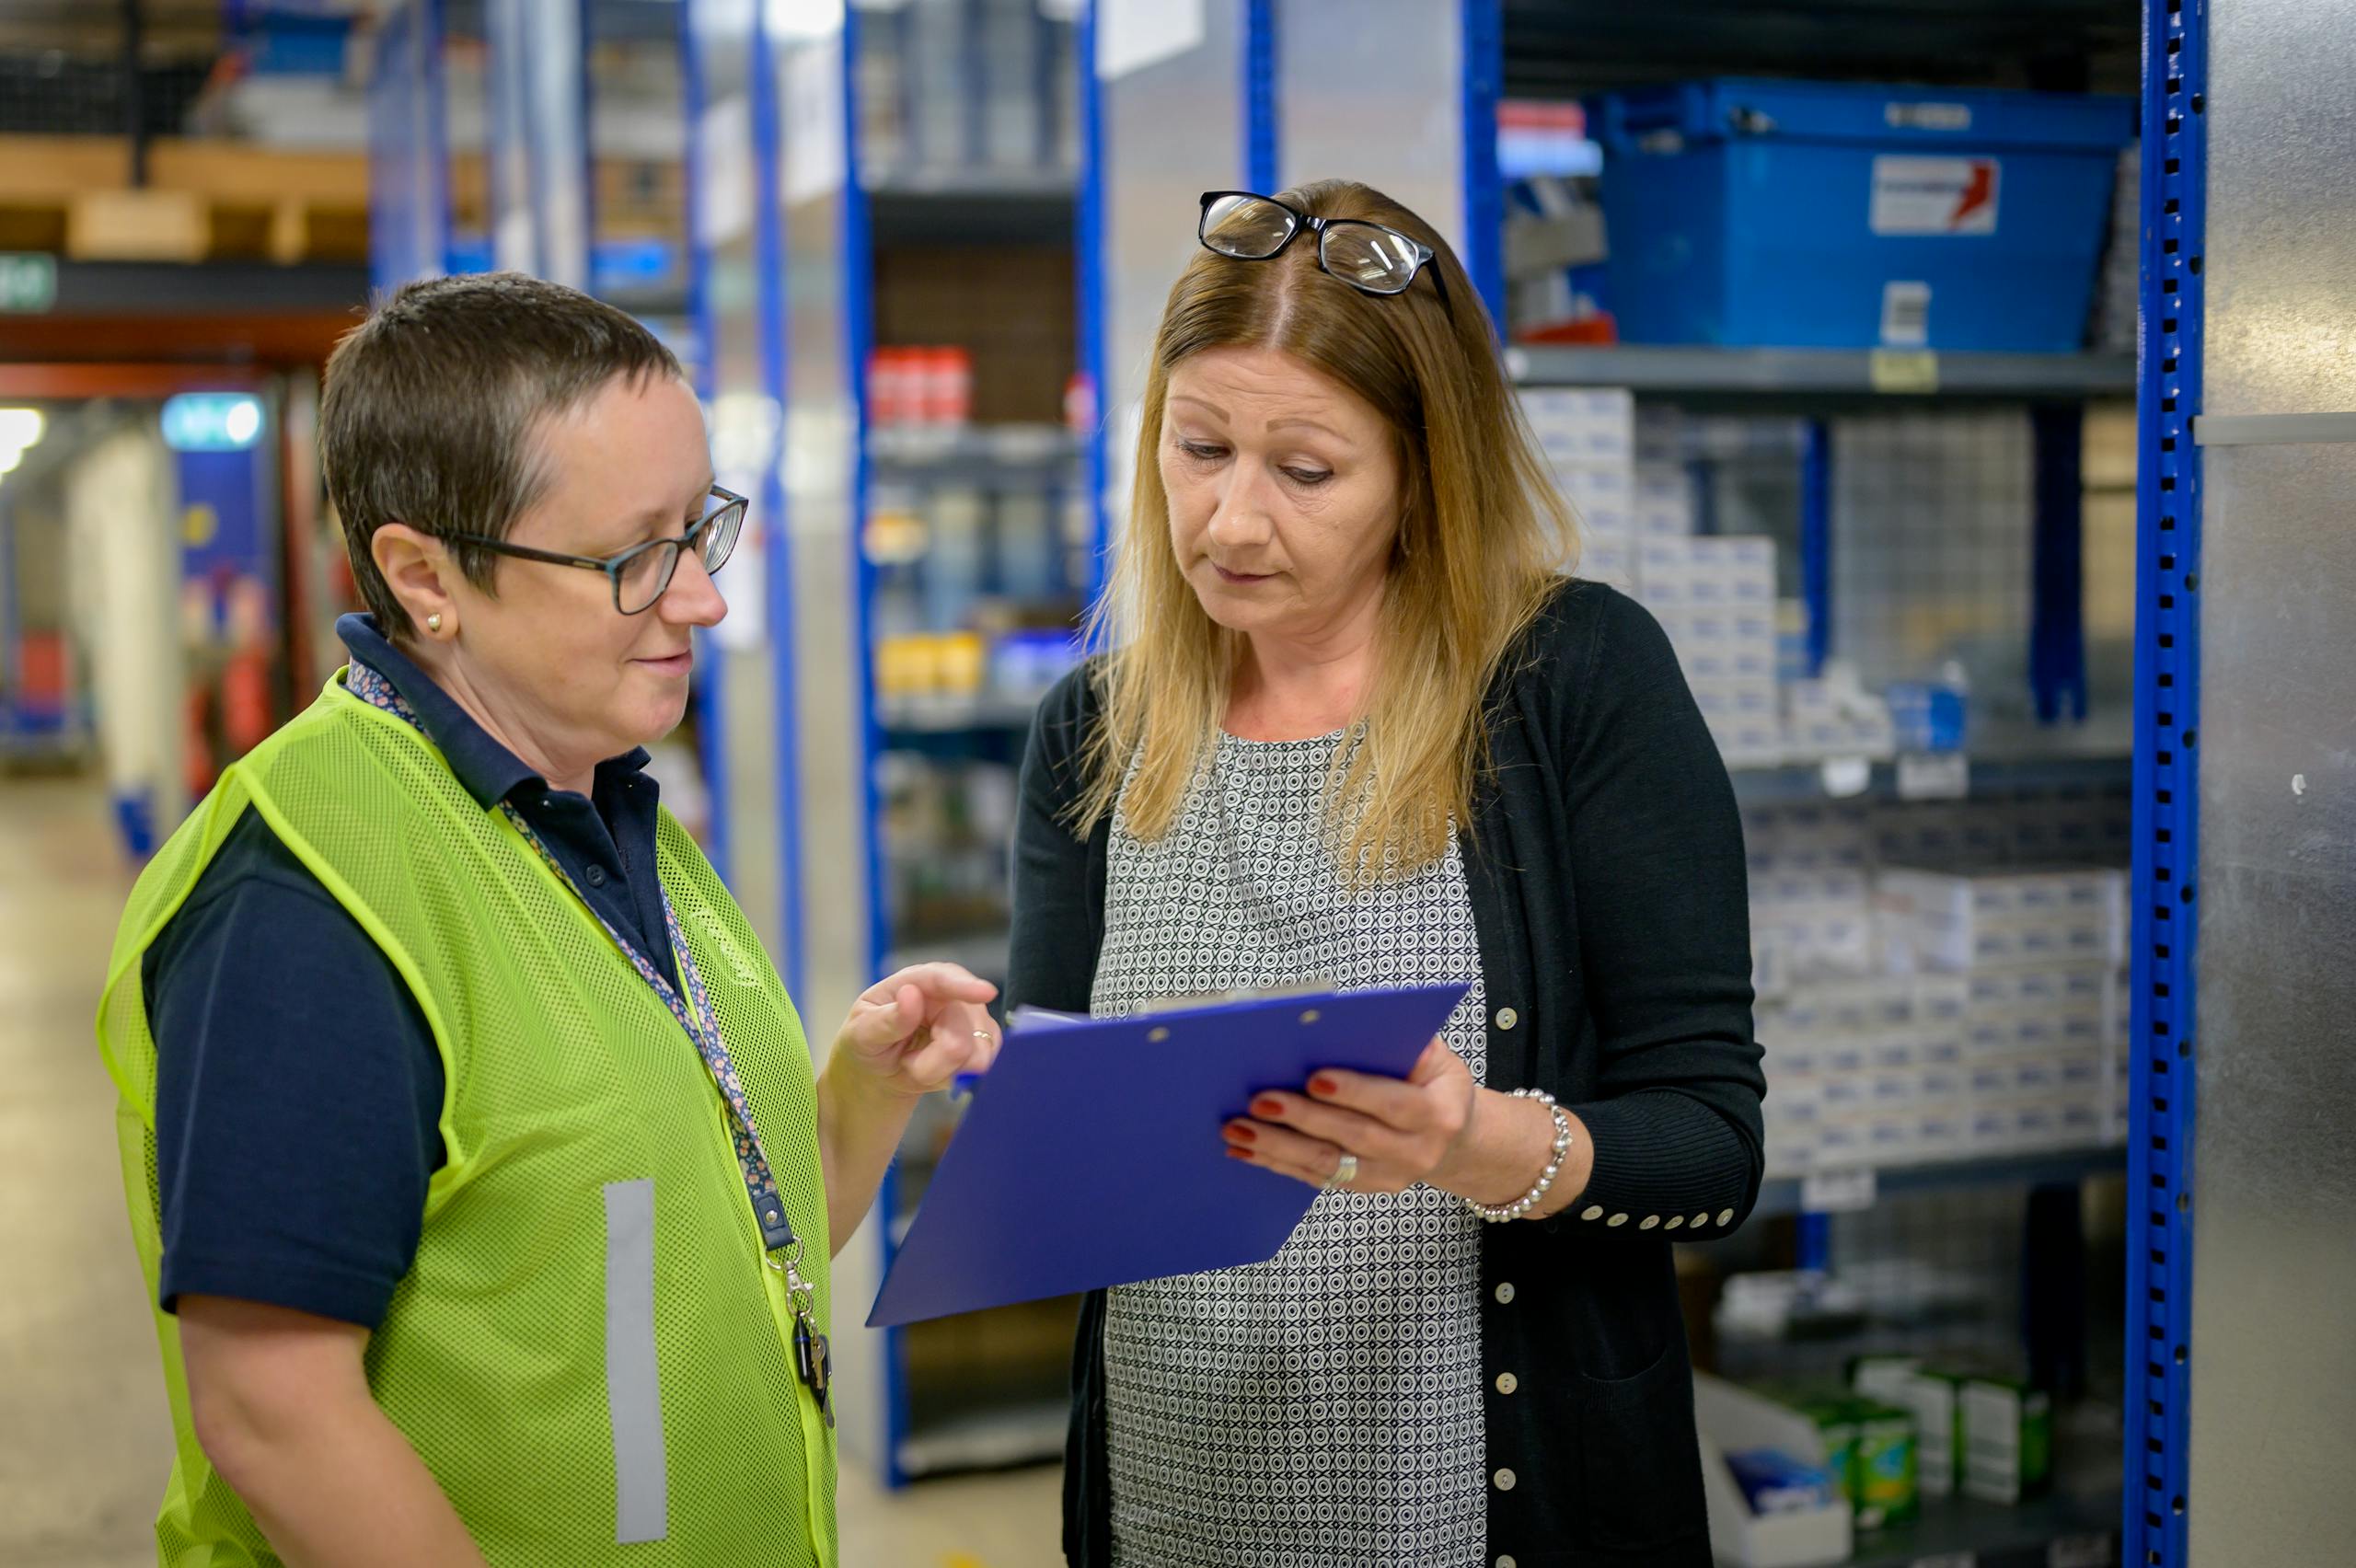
[1801,1168,1878,1214]
[1898,751,1971,800]
[1870,155,2002,236]
[1870,349,1942,394]
[0,252,55,313]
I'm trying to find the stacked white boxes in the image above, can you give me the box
[1524,387,1640,595]
[1783,674,1899,760]
[1750,799,2135,1178]
[1526,390,1809,766]
[1645,536,1784,765]
[1876,865,2128,1159]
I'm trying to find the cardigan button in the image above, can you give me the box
[1498,1558,1519,1568]
[1607,1213,1629,1228]
[1692,1212,1710,1229]
[1494,1468,1518,1492]
[1496,1372,1519,1395]
[1495,1007,1519,1030]
[1495,1282,1516,1305]
[1580,1205,1604,1221]
[1640,1216,1660,1230]
[1718,1208,1737,1228]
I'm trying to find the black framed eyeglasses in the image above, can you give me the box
[1197,190,1450,307]
[451,485,747,615]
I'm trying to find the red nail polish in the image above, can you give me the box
[1309,1076,1340,1097]
[1224,1147,1252,1161]
[1252,1097,1284,1118]
[1224,1124,1257,1144]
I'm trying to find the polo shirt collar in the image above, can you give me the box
[335,613,652,810]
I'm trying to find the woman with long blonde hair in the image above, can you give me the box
[1011,181,1762,1566]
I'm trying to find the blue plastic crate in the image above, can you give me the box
[1591,79,2134,352]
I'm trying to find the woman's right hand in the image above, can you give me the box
[830,963,1002,1101]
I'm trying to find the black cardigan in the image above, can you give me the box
[1008,580,1766,1567]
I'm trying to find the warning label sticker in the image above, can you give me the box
[1869,156,2001,236]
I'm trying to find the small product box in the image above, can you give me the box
[1877,865,2125,974]
[1960,1378,2053,1505]
[1852,1401,1920,1529]
[1580,531,1637,594]
[1634,461,1696,536]
[1851,1358,1958,1497]
[1521,386,1635,466]
[1725,1449,1842,1516]
[1803,1398,1862,1505]
[1554,461,1635,535]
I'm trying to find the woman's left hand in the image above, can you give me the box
[833,963,1002,1100]
[1224,1036,1480,1194]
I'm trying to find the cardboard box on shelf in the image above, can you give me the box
[1695,1377,1858,1567]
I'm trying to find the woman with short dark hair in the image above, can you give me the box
[97,271,992,1566]
[1011,182,1765,1565]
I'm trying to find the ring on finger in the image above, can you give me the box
[1326,1152,1359,1190]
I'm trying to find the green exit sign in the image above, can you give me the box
[0,253,58,313]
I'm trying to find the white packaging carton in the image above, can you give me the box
[1877,866,2126,974]
[1521,386,1635,466]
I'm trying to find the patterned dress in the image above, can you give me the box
[1093,731,1491,1567]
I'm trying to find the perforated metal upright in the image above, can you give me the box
[2125,1,2202,1562]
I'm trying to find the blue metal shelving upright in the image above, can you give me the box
[2125,0,2204,1562]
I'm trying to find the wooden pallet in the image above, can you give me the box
[0,135,370,264]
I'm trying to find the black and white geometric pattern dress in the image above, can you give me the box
[1092,731,1491,1567]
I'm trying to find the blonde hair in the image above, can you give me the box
[1074,179,1576,880]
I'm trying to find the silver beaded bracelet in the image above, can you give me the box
[1466,1087,1575,1224]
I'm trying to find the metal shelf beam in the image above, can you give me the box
[1507,344,2136,400]
[1753,1147,2127,1220]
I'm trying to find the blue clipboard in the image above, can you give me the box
[868,981,1471,1328]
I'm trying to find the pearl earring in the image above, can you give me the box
[427,614,443,633]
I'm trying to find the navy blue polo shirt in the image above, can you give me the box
[144,614,676,1328]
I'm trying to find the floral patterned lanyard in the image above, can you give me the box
[348,662,834,1420]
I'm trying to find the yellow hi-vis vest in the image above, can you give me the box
[96,673,837,1567]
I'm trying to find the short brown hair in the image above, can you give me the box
[320,271,684,637]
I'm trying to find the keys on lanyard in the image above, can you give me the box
[794,1309,834,1429]
[771,1240,834,1428]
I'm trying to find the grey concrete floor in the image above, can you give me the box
[0,776,1060,1568]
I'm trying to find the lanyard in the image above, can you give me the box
[346,663,834,1421]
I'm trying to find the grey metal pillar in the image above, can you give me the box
[2182,0,2356,1561]
[1091,2,1253,573]
[1273,0,1502,321]
[485,0,591,288]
